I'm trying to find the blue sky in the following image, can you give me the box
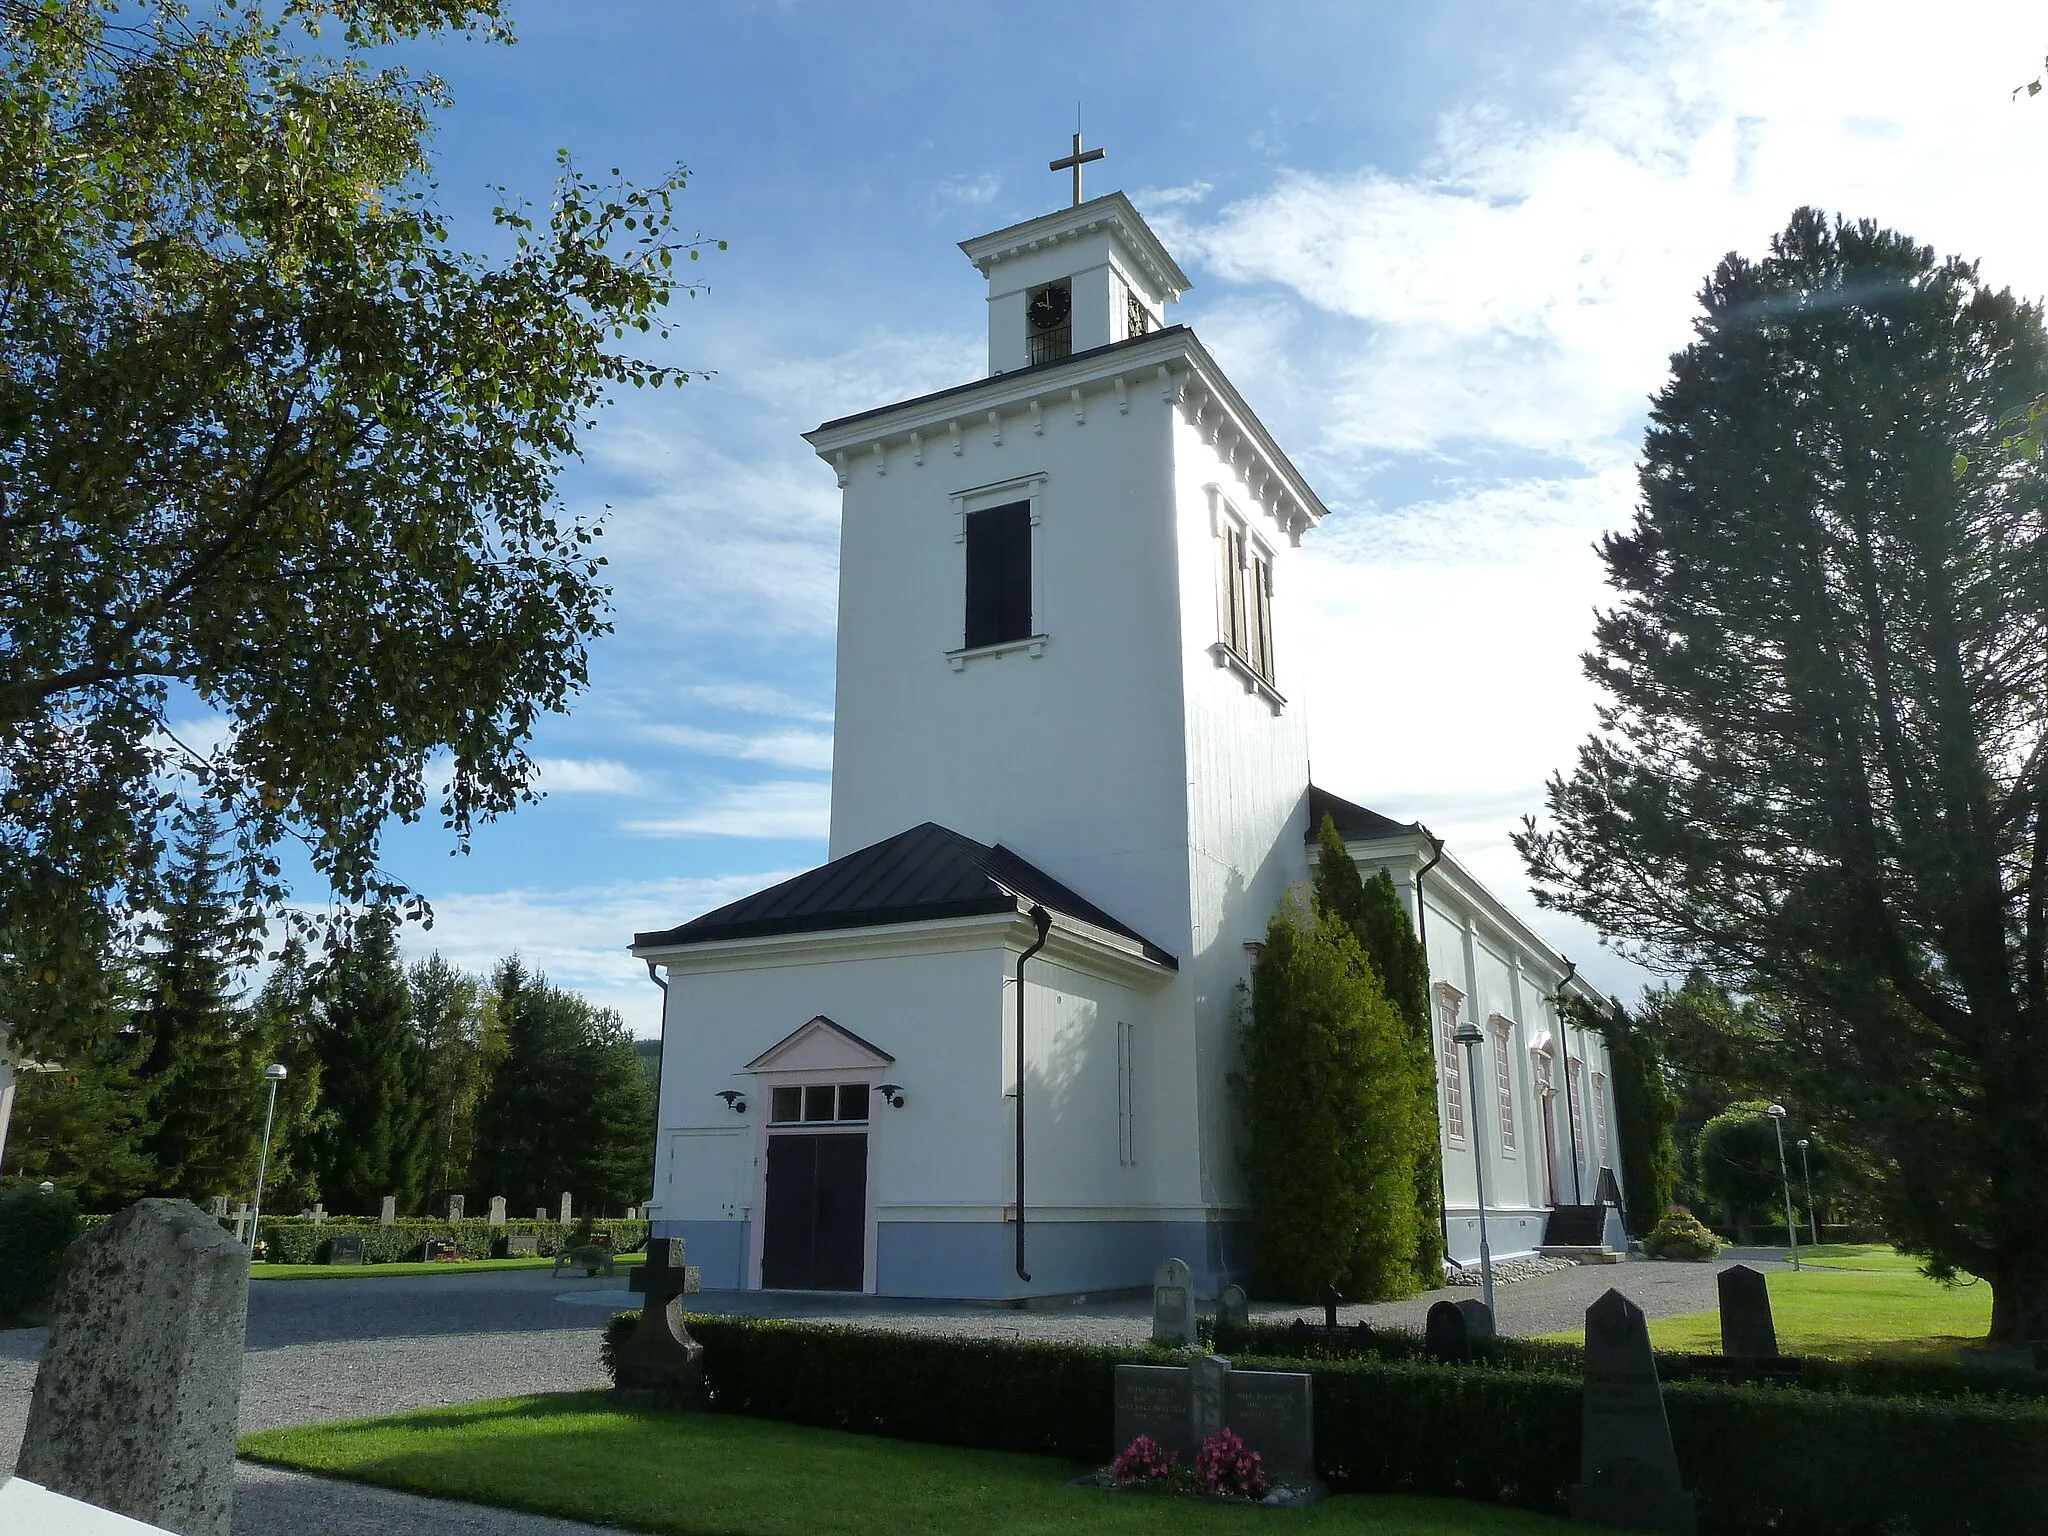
[256,1,2048,1031]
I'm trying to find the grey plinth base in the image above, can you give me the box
[1571,1469,1698,1534]
[610,1296,707,1411]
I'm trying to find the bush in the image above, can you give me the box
[596,1313,2048,1534]
[1643,1206,1722,1261]
[255,1216,647,1264]
[0,1184,82,1322]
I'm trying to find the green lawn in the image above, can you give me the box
[1637,1245,1993,1362]
[241,1394,1573,1536]
[251,1253,645,1281]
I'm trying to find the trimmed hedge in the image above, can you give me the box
[0,1185,82,1322]
[601,1313,2048,1535]
[254,1217,648,1264]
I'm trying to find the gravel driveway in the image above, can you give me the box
[0,1251,1786,1533]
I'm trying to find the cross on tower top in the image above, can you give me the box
[1049,131,1105,207]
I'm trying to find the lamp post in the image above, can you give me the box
[248,1063,288,1254]
[1766,1103,1799,1271]
[1797,1138,1820,1248]
[1453,1020,1496,1317]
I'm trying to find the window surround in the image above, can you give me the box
[947,472,1047,670]
[1204,485,1285,713]
[1488,1013,1518,1157]
[1116,1020,1138,1168]
[1434,980,1466,1146]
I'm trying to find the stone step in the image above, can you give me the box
[1538,1245,1622,1264]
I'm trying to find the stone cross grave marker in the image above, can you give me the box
[1151,1257,1195,1345]
[1111,1356,1315,1488]
[559,1192,573,1225]
[379,1195,396,1227]
[1570,1289,1696,1534]
[1320,1282,1342,1330]
[1717,1265,1777,1360]
[325,1233,366,1266]
[309,1202,325,1225]
[17,1199,249,1536]
[231,1205,248,1242]
[611,1237,706,1409]
[1218,1283,1250,1334]
[488,1195,507,1226]
[447,1194,465,1222]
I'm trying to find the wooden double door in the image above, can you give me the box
[761,1132,868,1291]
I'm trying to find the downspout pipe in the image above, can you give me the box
[643,959,669,1220]
[1014,904,1052,1284]
[1555,957,1584,1205]
[1412,828,1450,1261]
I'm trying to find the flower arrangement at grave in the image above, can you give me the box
[1109,1435,1179,1488]
[1195,1428,1268,1500]
[1642,1205,1722,1261]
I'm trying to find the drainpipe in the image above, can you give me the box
[1412,828,1450,1260]
[643,960,669,1224]
[643,959,668,994]
[1555,958,1584,1205]
[1014,904,1052,1284]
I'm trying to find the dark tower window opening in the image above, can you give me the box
[964,500,1033,649]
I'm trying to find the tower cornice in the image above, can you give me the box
[803,328,1327,543]
[959,191,1191,301]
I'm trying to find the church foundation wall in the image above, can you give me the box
[1442,1205,1548,1268]
[654,1218,750,1291]
[870,1216,1249,1302]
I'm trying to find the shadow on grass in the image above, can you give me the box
[241,1392,1573,1536]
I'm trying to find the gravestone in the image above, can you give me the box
[16,1199,249,1536]
[1110,1357,1316,1489]
[1190,1354,1228,1442]
[610,1238,705,1409]
[378,1195,396,1227]
[1571,1289,1696,1534]
[504,1233,539,1257]
[1424,1299,1473,1363]
[323,1233,365,1266]
[311,1203,326,1224]
[206,1196,228,1220]
[1456,1297,1496,1340]
[1718,1265,1777,1360]
[1151,1257,1195,1345]
[488,1196,507,1226]
[559,1192,573,1225]
[629,1260,701,1296]
[1218,1283,1250,1334]
[230,1205,248,1243]
[447,1194,465,1222]
[1320,1282,1342,1330]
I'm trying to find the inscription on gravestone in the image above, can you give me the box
[1111,1359,1317,1490]
[1151,1256,1195,1345]
[324,1233,366,1266]
[504,1233,539,1257]
[1718,1265,1777,1360]
[1571,1289,1696,1534]
[1113,1364,1193,1461]
[1225,1368,1314,1484]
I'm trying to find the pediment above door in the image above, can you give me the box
[743,1015,896,1075]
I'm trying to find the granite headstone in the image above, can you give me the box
[1112,1364,1192,1459]
[1717,1265,1777,1360]
[16,1199,249,1536]
[559,1192,573,1225]
[1218,1283,1250,1334]
[447,1194,465,1222]
[1225,1367,1314,1484]
[378,1195,396,1227]
[1110,1357,1316,1487]
[504,1233,539,1257]
[1456,1297,1496,1340]
[488,1195,507,1227]
[323,1233,365,1266]
[1570,1289,1696,1534]
[1424,1299,1473,1363]
[610,1238,705,1409]
[1151,1257,1195,1345]
[1190,1354,1229,1442]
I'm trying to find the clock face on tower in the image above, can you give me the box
[1027,284,1071,332]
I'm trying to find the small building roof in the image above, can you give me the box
[1305,784,1424,845]
[632,820,1178,969]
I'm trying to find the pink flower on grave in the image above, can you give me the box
[1110,1434,1178,1485]
[1195,1428,1268,1499]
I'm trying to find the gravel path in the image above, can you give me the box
[1,1250,1791,1532]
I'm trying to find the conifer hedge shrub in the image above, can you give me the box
[599,1315,2048,1533]
[254,1216,647,1264]
[0,1184,81,1321]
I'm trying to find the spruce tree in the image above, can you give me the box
[410,953,495,1212]
[1238,892,1419,1302]
[138,806,265,1198]
[312,910,427,1215]
[1577,997,1679,1235]
[245,939,332,1214]
[1311,816,1446,1282]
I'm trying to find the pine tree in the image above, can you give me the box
[1238,892,1419,1302]
[1311,816,1447,1282]
[312,909,427,1215]
[138,806,265,1198]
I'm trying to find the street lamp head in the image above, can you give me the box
[263,1063,288,1081]
[1797,1138,1809,1150]
[1766,1103,1786,1118]
[1453,1021,1483,1048]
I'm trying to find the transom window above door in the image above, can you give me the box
[769,1082,871,1125]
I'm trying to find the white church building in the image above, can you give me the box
[633,182,1624,1301]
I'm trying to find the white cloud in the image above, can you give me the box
[636,723,834,772]
[935,172,1001,207]
[531,757,651,795]
[680,683,834,724]
[623,780,831,840]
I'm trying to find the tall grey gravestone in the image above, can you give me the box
[1151,1257,1195,1345]
[17,1199,249,1536]
[559,1192,573,1226]
[379,1195,396,1227]
[488,1195,507,1227]
[1218,1283,1250,1334]
[1571,1289,1696,1534]
[1717,1265,1778,1360]
[447,1194,465,1222]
